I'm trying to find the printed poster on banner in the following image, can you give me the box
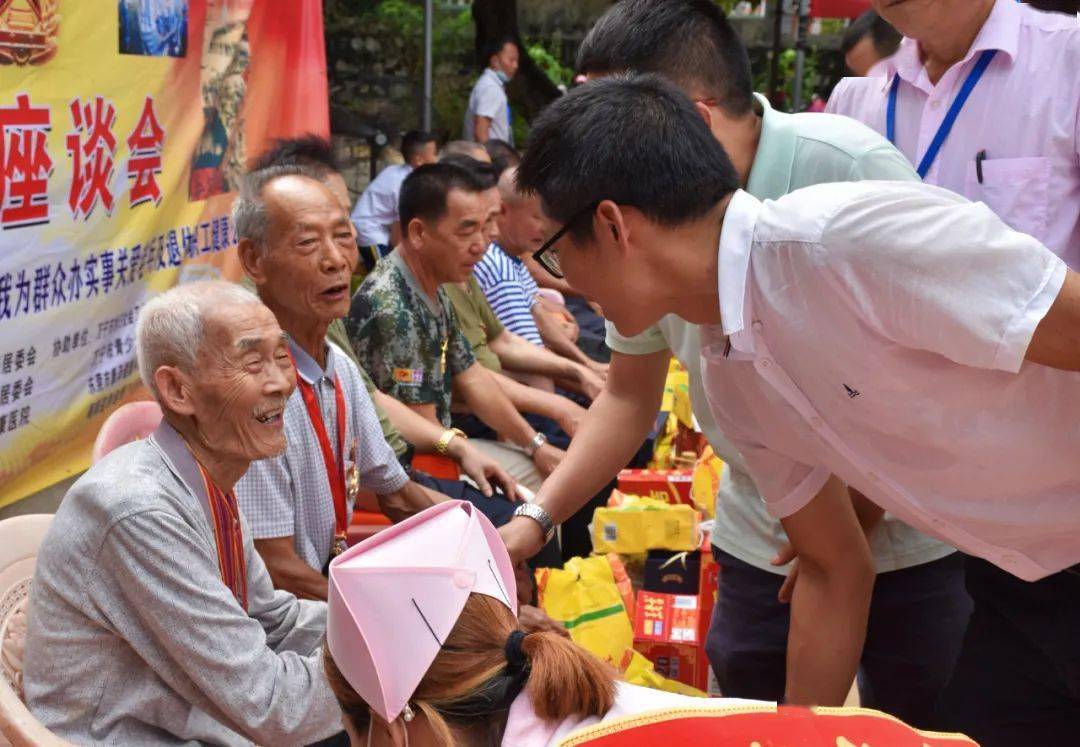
[0,0,329,506]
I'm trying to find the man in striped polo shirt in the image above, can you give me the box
[476,167,609,378]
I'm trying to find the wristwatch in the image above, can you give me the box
[436,427,467,456]
[513,502,555,542]
[523,432,547,458]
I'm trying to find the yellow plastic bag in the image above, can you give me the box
[536,555,635,671]
[591,495,700,555]
[537,556,707,698]
[622,649,708,698]
[659,358,694,430]
[689,445,724,520]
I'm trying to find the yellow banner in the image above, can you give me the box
[0,0,329,505]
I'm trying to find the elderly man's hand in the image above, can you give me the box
[449,438,519,500]
[574,364,605,401]
[554,400,587,438]
[518,604,569,638]
[532,443,566,478]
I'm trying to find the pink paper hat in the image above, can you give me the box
[327,500,518,723]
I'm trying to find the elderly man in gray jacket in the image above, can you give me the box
[23,281,343,745]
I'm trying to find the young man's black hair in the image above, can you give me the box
[517,74,739,240]
[840,10,901,60]
[398,161,495,233]
[400,130,438,164]
[250,133,340,176]
[575,0,754,116]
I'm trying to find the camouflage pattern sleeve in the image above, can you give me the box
[444,296,477,377]
[347,284,440,407]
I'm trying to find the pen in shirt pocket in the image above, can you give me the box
[975,149,988,184]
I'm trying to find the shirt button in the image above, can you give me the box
[930,99,941,110]
[1001,553,1017,565]
[759,359,772,368]
[809,416,824,428]
[752,321,763,332]
[867,471,880,482]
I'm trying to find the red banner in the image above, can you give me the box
[811,0,873,18]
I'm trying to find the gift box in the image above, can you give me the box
[633,590,713,691]
[617,468,694,505]
[644,550,701,595]
[591,497,700,555]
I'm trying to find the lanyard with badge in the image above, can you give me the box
[886,49,997,179]
[291,354,359,557]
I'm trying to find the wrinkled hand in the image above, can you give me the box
[587,360,609,380]
[452,439,518,500]
[576,366,605,401]
[556,310,580,342]
[518,604,569,637]
[772,541,799,603]
[555,401,587,438]
[532,443,566,478]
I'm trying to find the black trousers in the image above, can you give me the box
[936,556,1080,745]
[705,548,972,729]
[409,470,562,570]
[564,296,610,364]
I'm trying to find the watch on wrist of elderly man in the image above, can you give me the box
[522,432,547,458]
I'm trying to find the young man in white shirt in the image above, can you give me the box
[515,74,1080,744]
[503,0,965,730]
[350,130,438,263]
[464,37,518,145]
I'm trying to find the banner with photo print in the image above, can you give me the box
[0,0,329,506]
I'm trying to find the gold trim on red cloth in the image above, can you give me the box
[558,704,978,746]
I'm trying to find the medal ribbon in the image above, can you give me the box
[293,361,349,538]
[195,463,248,611]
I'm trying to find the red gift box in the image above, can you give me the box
[617,468,694,506]
[633,590,712,691]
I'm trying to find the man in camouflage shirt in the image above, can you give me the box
[348,162,566,492]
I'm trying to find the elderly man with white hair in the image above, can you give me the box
[23,281,345,746]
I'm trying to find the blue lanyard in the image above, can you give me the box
[886,49,997,179]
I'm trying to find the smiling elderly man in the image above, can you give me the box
[232,165,446,600]
[23,281,343,746]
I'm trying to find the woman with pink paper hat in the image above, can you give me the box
[324,501,976,746]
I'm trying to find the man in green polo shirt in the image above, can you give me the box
[499,0,972,727]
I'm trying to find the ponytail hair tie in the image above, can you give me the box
[504,630,529,673]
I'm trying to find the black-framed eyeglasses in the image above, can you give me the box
[531,201,599,280]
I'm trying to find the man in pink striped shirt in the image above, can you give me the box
[827,0,1080,269]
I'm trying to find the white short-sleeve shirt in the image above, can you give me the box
[608,95,953,575]
[464,68,513,144]
[350,163,413,247]
[700,181,1077,582]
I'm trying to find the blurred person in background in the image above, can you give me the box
[465,36,519,145]
[350,129,438,271]
[841,10,901,76]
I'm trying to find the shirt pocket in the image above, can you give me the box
[963,156,1052,243]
